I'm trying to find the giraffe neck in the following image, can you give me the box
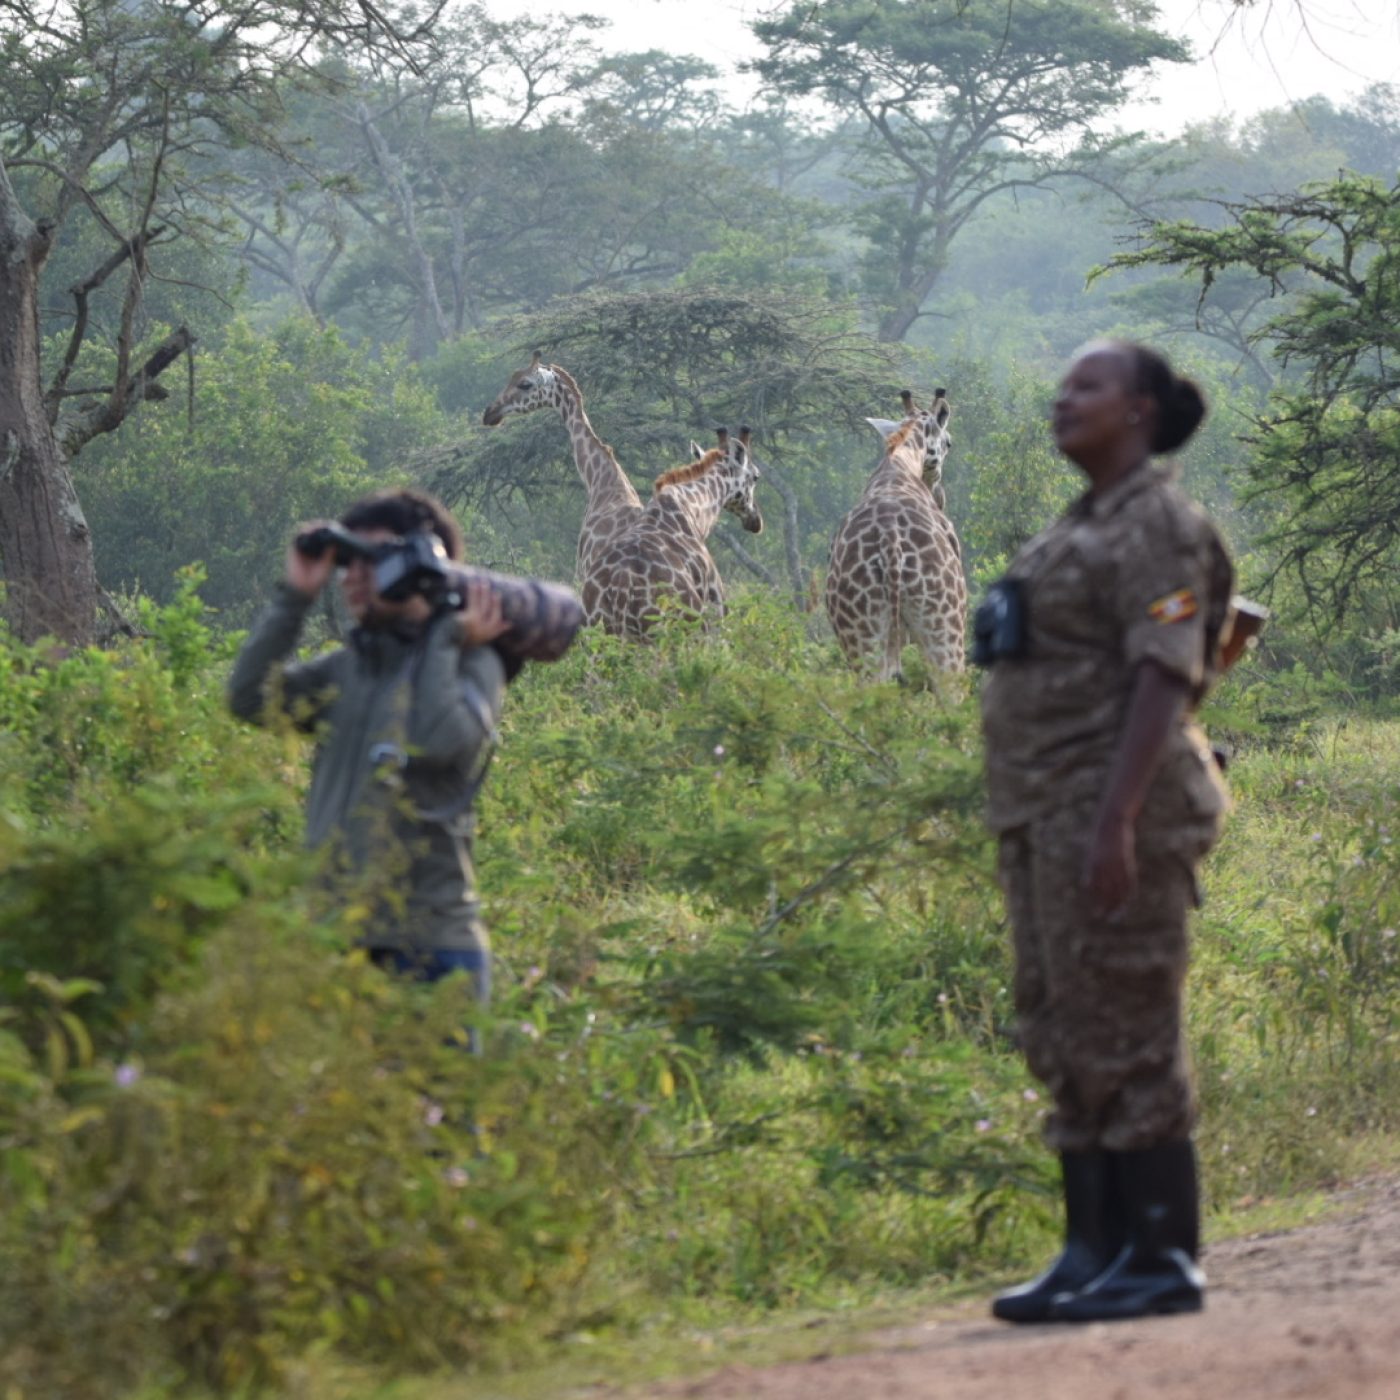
[866,432,928,497]
[554,385,642,512]
[654,467,730,540]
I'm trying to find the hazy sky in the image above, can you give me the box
[531,0,1400,136]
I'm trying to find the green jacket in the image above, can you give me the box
[228,583,507,953]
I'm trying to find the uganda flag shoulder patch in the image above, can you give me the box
[1148,588,1198,624]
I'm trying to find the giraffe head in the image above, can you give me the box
[665,427,764,534]
[481,351,564,426]
[896,389,952,492]
[721,426,763,534]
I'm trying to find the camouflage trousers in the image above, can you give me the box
[997,804,1210,1152]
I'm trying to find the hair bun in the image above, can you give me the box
[1153,374,1206,454]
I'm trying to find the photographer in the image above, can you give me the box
[228,489,510,1011]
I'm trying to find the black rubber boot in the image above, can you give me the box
[992,1149,1120,1323]
[1051,1139,1204,1322]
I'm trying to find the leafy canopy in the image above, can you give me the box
[426,286,900,510]
[750,0,1189,340]
[1103,174,1400,619]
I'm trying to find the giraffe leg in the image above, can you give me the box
[832,619,869,673]
[877,617,903,682]
[876,545,905,682]
[903,568,967,675]
[865,578,901,682]
[906,608,964,675]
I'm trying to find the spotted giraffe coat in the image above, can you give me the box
[825,395,967,678]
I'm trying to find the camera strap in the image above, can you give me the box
[414,677,498,831]
[368,637,499,835]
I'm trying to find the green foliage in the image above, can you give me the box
[1186,709,1400,1197]
[0,583,299,1045]
[454,286,896,483]
[0,574,257,818]
[1100,174,1400,621]
[76,320,448,623]
[678,226,834,297]
[0,930,619,1396]
[752,0,1188,340]
[0,782,274,1045]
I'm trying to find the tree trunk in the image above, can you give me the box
[358,103,452,356]
[878,260,943,343]
[758,459,809,611]
[877,224,949,343]
[714,523,781,589]
[0,206,99,645]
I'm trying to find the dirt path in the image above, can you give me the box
[640,1177,1400,1400]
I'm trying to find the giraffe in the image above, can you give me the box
[481,354,643,583]
[586,427,762,638]
[825,389,967,679]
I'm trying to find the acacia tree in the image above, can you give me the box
[0,0,431,644]
[751,0,1188,342]
[1106,175,1400,617]
[424,287,899,606]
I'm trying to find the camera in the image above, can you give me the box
[295,523,583,667]
[971,577,1028,667]
[294,523,449,603]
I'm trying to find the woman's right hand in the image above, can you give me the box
[1085,804,1137,917]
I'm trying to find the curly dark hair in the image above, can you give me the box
[340,487,464,561]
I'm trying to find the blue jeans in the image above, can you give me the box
[369,946,491,1052]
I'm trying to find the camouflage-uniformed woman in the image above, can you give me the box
[977,341,1241,1324]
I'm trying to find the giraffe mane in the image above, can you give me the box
[654,448,724,494]
[543,361,631,472]
[548,363,581,395]
[884,420,919,454]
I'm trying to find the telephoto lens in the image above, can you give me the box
[299,522,585,670]
[444,566,584,667]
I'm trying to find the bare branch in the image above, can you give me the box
[45,225,168,422]
[356,99,451,344]
[714,524,781,589]
[7,158,126,246]
[60,326,196,457]
[106,93,171,418]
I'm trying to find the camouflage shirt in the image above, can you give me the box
[980,462,1233,835]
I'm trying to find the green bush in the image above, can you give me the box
[0,920,625,1395]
